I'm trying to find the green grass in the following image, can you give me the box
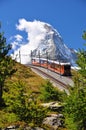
[0,62,67,129]
[0,62,46,128]
[5,62,46,93]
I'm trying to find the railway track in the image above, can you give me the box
[28,64,71,91]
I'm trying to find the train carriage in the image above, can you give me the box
[32,58,71,76]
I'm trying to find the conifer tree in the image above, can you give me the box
[77,31,86,78]
[63,31,86,130]
[0,24,15,106]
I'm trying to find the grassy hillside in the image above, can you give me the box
[0,62,47,128]
[0,62,66,129]
[5,62,46,93]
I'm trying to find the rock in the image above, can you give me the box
[41,102,62,110]
[43,113,64,129]
[4,126,44,130]
[24,127,44,130]
[4,125,19,130]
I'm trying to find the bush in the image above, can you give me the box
[3,80,48,126]
[39,80,65,102]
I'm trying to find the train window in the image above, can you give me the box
[64,65,70,70]
[33,59,35,62]
[64,65,71,75]
[50,63,55,68]
[55,64,61,69]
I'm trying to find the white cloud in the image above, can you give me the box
[14,34,23,42]
[11,19,48,64]
[10,35,23,51]
[16,19,46,48]
[11,41,19,50]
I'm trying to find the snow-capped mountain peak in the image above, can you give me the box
[11,19,77,65]
[31,21,77,64]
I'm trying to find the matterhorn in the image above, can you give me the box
[12,19,77,65]
[31,21,77,65]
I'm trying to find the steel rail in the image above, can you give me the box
[28,64,69,90]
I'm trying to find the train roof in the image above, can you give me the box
[32,57,71,65]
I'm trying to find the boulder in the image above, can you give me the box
[24,127,44,130]
[43,113,64,129]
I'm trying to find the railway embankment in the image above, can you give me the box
[29,65,74,92]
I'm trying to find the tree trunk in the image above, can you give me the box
[83,120,86,130]
[0,83,4,107]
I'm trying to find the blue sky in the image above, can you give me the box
[0,0,86,50]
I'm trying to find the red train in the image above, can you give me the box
[32,58,71,76]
